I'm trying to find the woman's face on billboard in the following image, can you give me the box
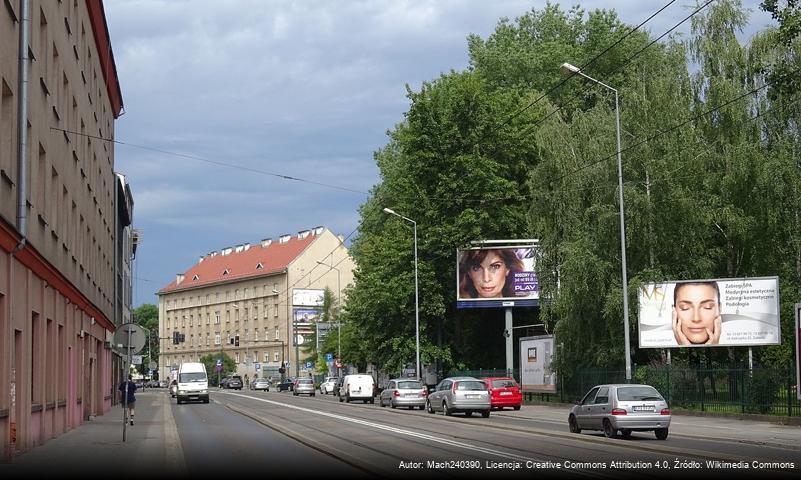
[674,284,719,344]
[468,251,509,298]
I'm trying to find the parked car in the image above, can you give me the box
[481,377,522,411]
[568,384,671,440]
[379,379,427,410]
[222,375,243,390]
[251,378,271,391]
[293,377,316,396]
[338,374,375,404]
[320,377,338,395]
[278,377,295,392]
[426,376,490,417]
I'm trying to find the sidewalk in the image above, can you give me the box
[1,391,184,478]
[497,403,801,450]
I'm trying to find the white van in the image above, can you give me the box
[177,362,209,404]
[339,374,375,404]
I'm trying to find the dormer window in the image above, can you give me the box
[192,274,200,281]
[222,269,230,276]
[256,263,264,270]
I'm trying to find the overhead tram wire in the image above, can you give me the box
[516,0,717,139]
[49,127,370,196]
[499,0,678,128]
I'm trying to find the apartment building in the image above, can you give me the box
[158,227,354,382]
[0,0,128,458]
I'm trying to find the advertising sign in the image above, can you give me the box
[638,276,780,348]
[292,288,324,307]
[519,335,556,393]
[456,244,539,309]
[293,307,322,346]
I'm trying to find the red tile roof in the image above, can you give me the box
[159,234,316,294]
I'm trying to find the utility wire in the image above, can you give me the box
[49,127,370,195]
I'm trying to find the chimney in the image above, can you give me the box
[176,273,185,285]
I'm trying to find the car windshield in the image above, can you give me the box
[455,381,486,391]
[491,379,517,388]
[179,372,206,382]
[617,386,663,401]
[397,381,422,389]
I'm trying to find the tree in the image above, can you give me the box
[199,352,235,387]
[133,304,159,376]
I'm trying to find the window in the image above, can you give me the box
[273,352,279,362]
[254,328,259,341]
[206,335,210,346]
[264,352,269,362]
[275,328,279,340]
[264,330,269,341]
[256,263,264,270]
[206,313,210,325]
[215,334,221,345]
[235,353,240,363]
[215,311,220,324]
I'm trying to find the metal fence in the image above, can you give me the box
[447,364,801,417]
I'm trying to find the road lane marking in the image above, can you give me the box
[223,392,544,464]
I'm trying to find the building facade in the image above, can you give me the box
[158,227,354,382]
[0,0,126,459]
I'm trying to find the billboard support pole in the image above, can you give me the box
[505,307,513,377]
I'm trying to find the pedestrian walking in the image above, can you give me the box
[118,375,137,425]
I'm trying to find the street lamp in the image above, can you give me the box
[316,261,341,375]
[560,62,631,381]
[382,207,420,380]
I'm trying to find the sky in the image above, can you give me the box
[102,1,775,307]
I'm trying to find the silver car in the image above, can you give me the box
[293,377,316,396]
[568,384,671,440]
[251,378,271,391]
[379,379,427,410]
[426,377,490,418]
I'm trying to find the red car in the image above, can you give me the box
[481,377,522,410]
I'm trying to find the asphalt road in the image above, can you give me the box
[196,389,799,478]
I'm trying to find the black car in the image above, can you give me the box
[223,375,243,390]
[277,377,295,392]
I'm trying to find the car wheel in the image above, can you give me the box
[203,397,210,404]
[481,410,490,418]
[177,398,182,405]
[465,411,473,417]
[419,405,425,410]
[568,415,581,434]
[346,395,351,403]
[408,406,413,410]
[620,428,632,438]
[339,395,344,403]
[442,401,452,416]
[379,397,385,407]
[370,398,375,404]
[293,391,298,396]
[390,400,396,409]
[603,419,617,439]
[513,406,521,411]
[426,400,435,414]
[655,428,669,440]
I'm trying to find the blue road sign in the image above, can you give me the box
[216,358,222,366]
[326,353,333,362]
[305,361,312,369]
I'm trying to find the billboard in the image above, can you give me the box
[456,244,538,309]
[638,276,780,348]
[293,288,324,307]
[292,307,322,346]
[519,335,556,393]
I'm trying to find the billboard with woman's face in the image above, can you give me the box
[456,245,538,309]
[638,276,780,348]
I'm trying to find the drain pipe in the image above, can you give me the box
[16,0,30,241]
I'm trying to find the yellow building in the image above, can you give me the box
[157,227,354,382]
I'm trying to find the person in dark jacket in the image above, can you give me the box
[118,375,137,425]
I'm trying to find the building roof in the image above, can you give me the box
[86,0,124,117]
[158,230,322,294]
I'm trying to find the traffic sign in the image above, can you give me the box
[305,361,312,369]
[326,353,333,362]
[113,323,148,355]
[216,359,222,366]
[334,359,342,368]
[148,361,157,370]
[255,363,261,370]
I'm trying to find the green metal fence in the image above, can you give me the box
[447,365,800,417]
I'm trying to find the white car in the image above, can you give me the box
[320,377,338,395]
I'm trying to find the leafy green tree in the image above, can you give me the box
[133,304,159,376]
[199,352,235,387]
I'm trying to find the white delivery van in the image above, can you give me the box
[339,374,375,404]
[177,362,209,404]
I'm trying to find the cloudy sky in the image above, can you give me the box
[103,1,774,306]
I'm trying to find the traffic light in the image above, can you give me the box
[179,333,186,343]
[278,367,285,374]
[235,335,240,347]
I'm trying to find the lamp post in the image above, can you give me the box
[316,261,341,376]
[382,207,420,380]
[560,62,631,381]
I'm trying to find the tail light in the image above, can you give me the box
[452,382,458,394]
[660,408,671,415]
[421,388,428,397]
[611,408,627,415]
[393,390,400,397]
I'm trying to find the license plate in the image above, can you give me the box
[500,391,512,396]
[466,394,480,399]
[633,405,654,412]
[405,394,418,398]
